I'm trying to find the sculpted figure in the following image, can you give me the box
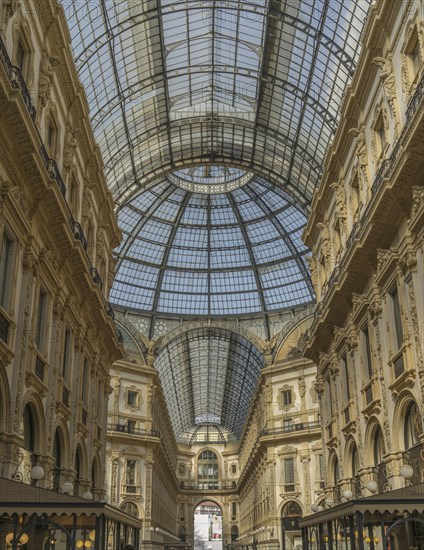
[349,127,368,184]
[38,54,60,108]
[373,57,398,120]
[63,126,78,171]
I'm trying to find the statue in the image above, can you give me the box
[38,54,60,109]
[305,255,318,292]
[373,57,398,120]
[63,126,78,172]
[330,182,347,227]
[349,127,368,184]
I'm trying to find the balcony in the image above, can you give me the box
[260,421,321,437]
[179,481,236,491]
[107,424,160,438]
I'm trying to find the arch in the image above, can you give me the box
[364,418,386,466]
[274,309,315,361]
[20,394,45,455]
[392,391,423,450]
[0,364,10,432]
[91,453,101,494]
[328,452,340,486]
[193,499,223,548]
[282,500,303,517]
[404,400,422,450]
[343,437,360,478]
[120,500,140,519]
[230,526,239,543]
[73,441,88,496]
[52,425,69,491]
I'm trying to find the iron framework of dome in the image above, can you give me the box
[154,327,264,440]
[111,173,314,317]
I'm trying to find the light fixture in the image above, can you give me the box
[311,503,318,512]
[400,464,413,479]
[365,480,378,493]
[82,491,93,500]
[325,498,334,507]
[84,541,92,548]
[317,505,324,512]
[30,465,44,481]
[6,533,30,547]
[76,541,84,549]
[88,531,96,542]
[342,489,353,500]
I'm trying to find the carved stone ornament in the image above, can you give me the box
[401,15,424,101]
[38,54,61,110]
[409,186,424,227]
[370,106,390,163]
[351,293,367,314]
[376,248,392,273]
[63,126,78,172]
[330,182,347,227]
[348,127,368,184]
[3,0,19,24]
[373,56,399,122]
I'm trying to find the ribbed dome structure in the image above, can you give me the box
[110,173,314,316]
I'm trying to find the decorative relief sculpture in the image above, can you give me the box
[349,127,369,185]
[3,0,19,25]
[373,57,399,123]
[63,126,78,172]
[330,182,347,228]
[38,54,60,109]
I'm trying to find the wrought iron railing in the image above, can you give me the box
[107,423,160,437]
[0,309,10,343]
[179,481,236,490]
[392,350,405,379]
[318,69,424,304]
[35,355,45,381]
[0,36,119,331]
[261,421,320,436]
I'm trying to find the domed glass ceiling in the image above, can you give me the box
[110,173,314,316]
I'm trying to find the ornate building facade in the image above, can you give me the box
[302,0,424,548]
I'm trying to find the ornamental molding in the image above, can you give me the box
[408,185,424,232]
[123,385,142,413]
[401,12,424,102]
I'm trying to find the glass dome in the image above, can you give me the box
[110,173,314,316]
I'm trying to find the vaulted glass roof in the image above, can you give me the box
[110,174,314,317]
[62,0,371,207]
[154,327,264,439]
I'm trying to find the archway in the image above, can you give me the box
[194,501,223,550]
[281,501,303,550]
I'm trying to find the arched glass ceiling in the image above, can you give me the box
[110,174,314,316]
[154,327,264,439]
[61,0,372,207]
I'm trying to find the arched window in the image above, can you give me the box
[75,446,82,496]
[373,425,385,465]
[121,501,139,518]
[53,430,62,491]
[197,450,219,488]
[231,526,239,543]
[21,404,35,452]
[351,444,359,477]
[404,401,422,449]
[333,457,340,485]
[283,501,302,517]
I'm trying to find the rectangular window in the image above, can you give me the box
[62,327,71,381]
[81,359,89,405]
[326,378,333,416]
[47,124,55,150]
[282,389,292,405]
[391,287,403,349]
[126,460,136,485]
[341,355,350,401]
[127,420,136,433]
[0,233,13,308]
[35,288,48,352]
[231,502,237,519]
[363,327,373,379]
[127,390,138,407]
[16,40,25,71]
[319,454,325,480]
[284,458,295,484]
